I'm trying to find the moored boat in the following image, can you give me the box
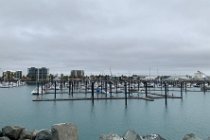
[31,87,46,95]
[201,85,210,91]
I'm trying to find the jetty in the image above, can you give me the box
[30,76,210,106]
[33,96,154,102]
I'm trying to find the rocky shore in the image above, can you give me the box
[0,123,78,140]
[0,123,207,140]
[100,130,205,140]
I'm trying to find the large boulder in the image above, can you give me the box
[51,123,78,140]
[99,134,124,140]
[182,133,202,140]
[31,130,37,140]
[0,136,11,140]
[35,130,52,140]
[2,126,24,140]
[141,134,166,140]
[19,129,33,140]
[123,130,141,140]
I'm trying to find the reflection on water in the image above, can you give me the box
[164,100,168,110]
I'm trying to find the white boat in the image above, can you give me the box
[0,82,14,88]
[201,85,210,91]
[147,83,155,88]
[115,88,124,93]
[192,83,200,87]
[31,87,46,95]
[48,85,61,90]
[0,83,10,88]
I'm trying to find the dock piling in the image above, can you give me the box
[54,81,56,99]
[128,80,131,96]
[91,82,94,104]
[115,81,117,93]
[203,81,206,93]
[68,81,71,95]
[71,81,74,97]
[181,82,183,98]
[105,81,108,93]
[164,82,167,102]
[37,82,39,95]
[144,82,148,97]
[109,82,112,97]
[124,82,127,106]
[100,80,103,93]
[185,82,187,92]
[85,80,87,94]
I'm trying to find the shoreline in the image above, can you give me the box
[0,123,207,140]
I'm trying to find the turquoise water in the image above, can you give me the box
[0,86,210,140]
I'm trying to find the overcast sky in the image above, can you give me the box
[0,0,210,75]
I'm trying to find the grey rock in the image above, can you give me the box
[0,136,11,140]
[141,134,166,140]
[100,134,124,140]
[19,129,33,140]
[31,130,37,140]
[51,123,78,140]
[123,130,141,140]
[2,126,24,140]
[182,133,202,140]
[35,130,52,140]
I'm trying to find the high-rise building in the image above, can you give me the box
[27,67,37,81]
[27,67,49,81]
[14,71,22,80]
[39,67,49,81]
[2,70,23,81]
[71,70,85,78]
[2,71,14,81]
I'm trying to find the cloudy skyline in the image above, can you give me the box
[0,0,210,75]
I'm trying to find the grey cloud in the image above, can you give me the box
[0,0,210,75]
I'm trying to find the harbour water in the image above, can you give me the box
[0,86,210,140]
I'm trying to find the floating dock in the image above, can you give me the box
[33,96,154,102]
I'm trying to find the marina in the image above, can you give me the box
[30,78,210,105]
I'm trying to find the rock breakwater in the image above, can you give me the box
[0,123,206,140]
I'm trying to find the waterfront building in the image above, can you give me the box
[14,71,22,80]
[71,70,84,78]
[2,70,23,81]
[27,67,37,81]
[165,75,191,81]
[2,70,15,81]
[193,71,207,81]
[27,67,49,82]
[39,67,49,81]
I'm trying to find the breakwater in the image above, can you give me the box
[0,123,78,140]
[0,123,207,140]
